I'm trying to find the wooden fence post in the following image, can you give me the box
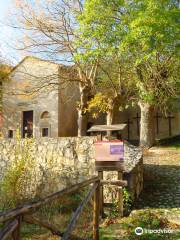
[12,216,22,240]
[118,171,123,217]
[98,171,104,217]
[93,180,100,240]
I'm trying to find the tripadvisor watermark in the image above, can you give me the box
[135,227,179,236]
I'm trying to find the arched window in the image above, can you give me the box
[41,111,50,119]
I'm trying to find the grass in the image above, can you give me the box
[100,210,180,240]
[0,190,94,240]
[20,209,93,239]
[157,136,180,149]
[20,223,49,239]
[160,141,180,149]
[162,141,180,149]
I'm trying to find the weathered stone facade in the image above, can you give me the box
[0,137,143,200]
[2,56,79,139]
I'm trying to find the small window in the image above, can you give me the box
[42,128,49,137]
[41,111,50,119]
[8,130,13,138]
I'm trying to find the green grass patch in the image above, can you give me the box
[100,210,180,240]
[157,136,180,149]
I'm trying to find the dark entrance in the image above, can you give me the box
[23,110,33,138]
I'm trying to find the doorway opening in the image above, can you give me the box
[22,110,33,138]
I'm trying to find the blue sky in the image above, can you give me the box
[0,0,65,65]
[0,0,73,66]
[0,0,21,65]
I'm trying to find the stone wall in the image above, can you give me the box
[0,137,143,201]
[124,158,143,200]
[0,137,96,199]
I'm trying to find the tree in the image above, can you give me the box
[86,56,135,128]
[78,0,179,147]
[12,0,99,136]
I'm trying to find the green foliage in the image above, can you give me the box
[123,188,132,216]
[0,130,35,209]
[78,0,179,111]
[105,187,132,218]
[110,199,120,219]
[121,210,179,240]
[104,188,133,222]
[100,209,180,240]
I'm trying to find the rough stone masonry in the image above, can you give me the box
[0,137,143,200]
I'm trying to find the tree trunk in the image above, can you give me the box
[106,109,114,126]
[77,109,88,136]
[106,99,115,136]
[77,84,90,136]
[139,102,155,148]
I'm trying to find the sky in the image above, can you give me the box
[0,0,74,66]
[0,0,22,65]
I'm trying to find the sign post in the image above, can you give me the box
[94,140,125,216]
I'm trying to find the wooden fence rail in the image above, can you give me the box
[0,175,127,240]
[0,176,100,240]
[0,219,18,240]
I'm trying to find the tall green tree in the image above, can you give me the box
[78,0,179,147]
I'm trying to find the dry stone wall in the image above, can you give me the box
[0,137,96,199]
[0,137,143,201]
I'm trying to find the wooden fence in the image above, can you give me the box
[0,176,127,240]
[0,176,100,240]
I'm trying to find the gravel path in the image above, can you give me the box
[134,149,180,224]
[136,149,180,209]
[100,148,180,239]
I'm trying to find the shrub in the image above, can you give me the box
[123,188,133,216]
[0,130,35,208]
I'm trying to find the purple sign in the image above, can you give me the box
[95,141,124,161]
[110,145,124,155]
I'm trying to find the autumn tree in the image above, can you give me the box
[86,55,136,127]
[12,0,99,136]
[78,0,179,147]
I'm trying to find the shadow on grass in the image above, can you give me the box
[157,135,180,149]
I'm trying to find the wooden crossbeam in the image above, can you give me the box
[100,180,127,187]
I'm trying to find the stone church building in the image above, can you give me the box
[2,56,79,138]
[1,56,180,140]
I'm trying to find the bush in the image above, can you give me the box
[0,130,35,208]
[123,188,132,216]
